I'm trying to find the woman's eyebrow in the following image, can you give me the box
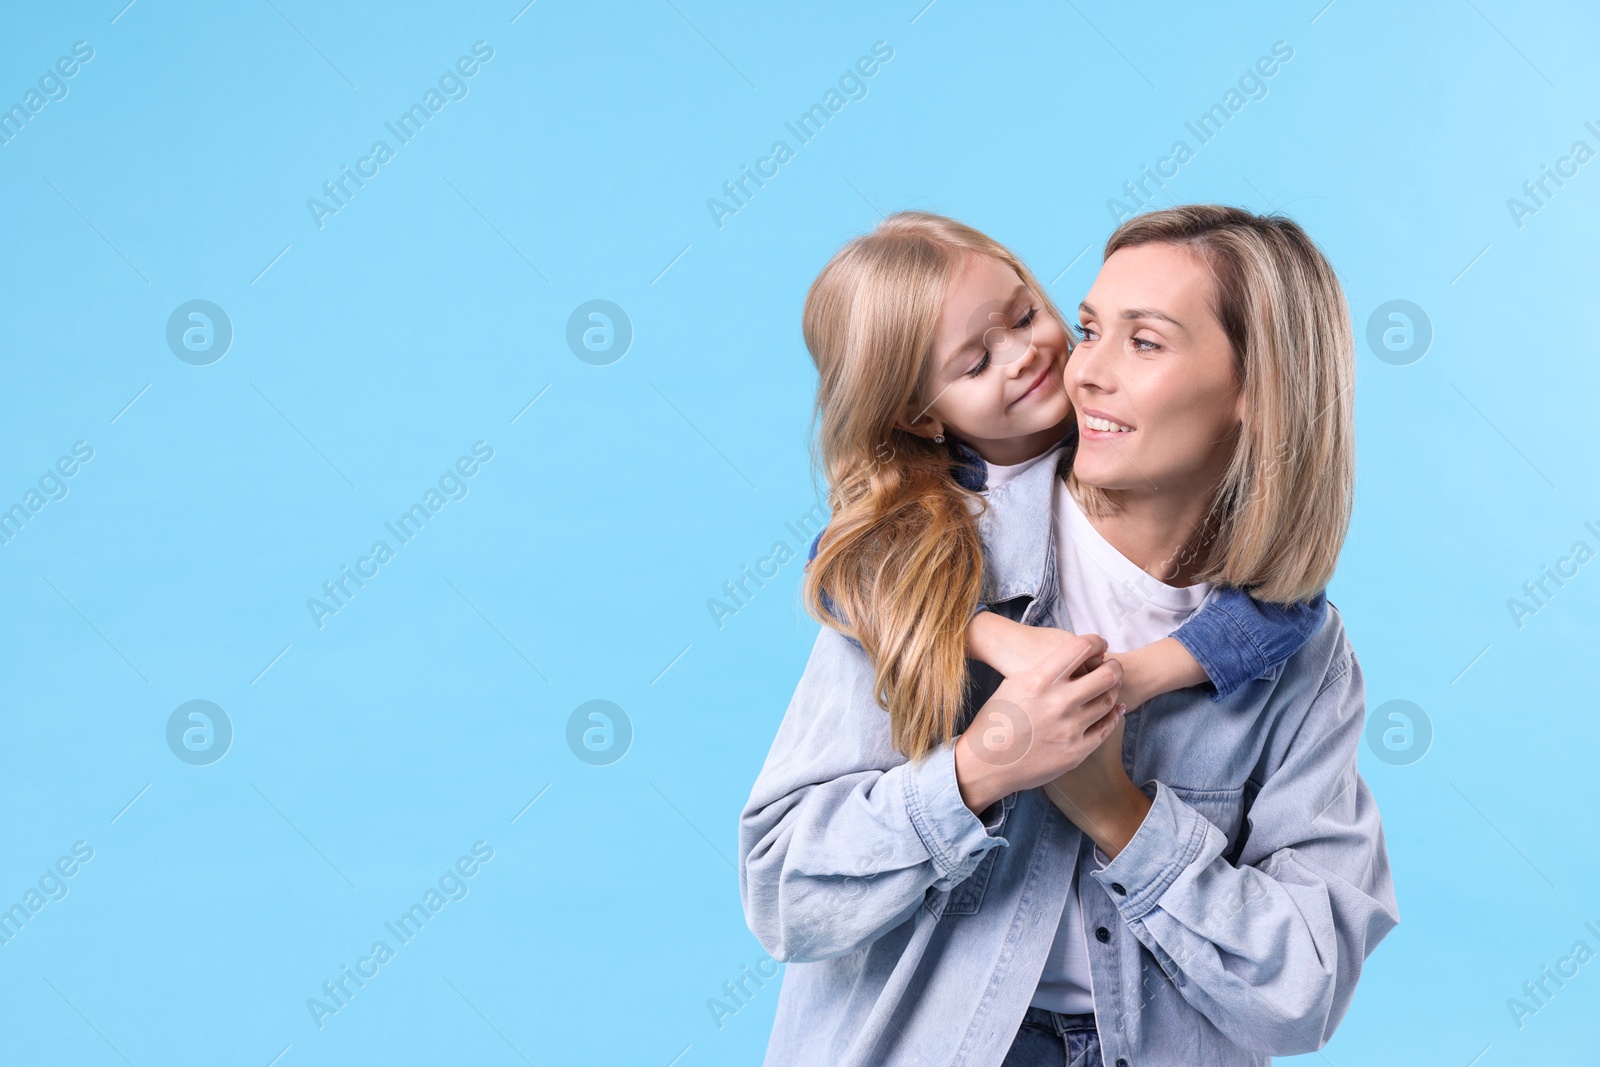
[1078,300,1185,331]
[1124,307,1185,329]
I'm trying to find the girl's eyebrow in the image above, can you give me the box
[1078,300,1187,332]
[945,283,1028,367]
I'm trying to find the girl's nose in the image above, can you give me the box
[995,326,1038,375]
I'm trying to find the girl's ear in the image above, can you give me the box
[892,402,942,441]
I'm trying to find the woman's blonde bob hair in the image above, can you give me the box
[801,211,1067,762]
[1072,205,1356,604]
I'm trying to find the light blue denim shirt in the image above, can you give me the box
[740,447,1399,1066]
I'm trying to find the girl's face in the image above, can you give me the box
[906,253,1073,466]
[1067,242,1243,499]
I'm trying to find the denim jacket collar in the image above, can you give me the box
[954,431,1076,606]
[947,436,990,493]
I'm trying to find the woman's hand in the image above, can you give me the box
[952,633,1124,817]
[1043,712,1153,860]
[966,612,1086,677]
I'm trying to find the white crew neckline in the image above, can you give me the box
[1054,480,1212,612]
[981,447,1059,492]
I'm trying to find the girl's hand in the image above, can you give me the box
[1094,637,1209,712]
[966,612,1086,678]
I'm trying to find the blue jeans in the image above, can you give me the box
[1000,1007,1103,1067]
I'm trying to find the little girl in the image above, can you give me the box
[799,210,1323,759]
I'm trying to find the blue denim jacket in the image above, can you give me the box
[742,445,1398,1066]
[805,433,1328,700]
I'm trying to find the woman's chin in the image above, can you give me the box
[1068,459,1128,490]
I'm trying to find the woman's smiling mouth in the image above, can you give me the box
[1081,409,1135,435]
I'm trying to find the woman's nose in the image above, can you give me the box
[1068,335,1108,392]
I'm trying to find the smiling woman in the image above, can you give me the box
[1070,206,1355,603]
[1071,243,1247,507]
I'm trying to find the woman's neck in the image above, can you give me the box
[1071,482,1218,587]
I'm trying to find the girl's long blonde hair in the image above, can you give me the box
[1071,205,1356,602]
[801,211,1065,761]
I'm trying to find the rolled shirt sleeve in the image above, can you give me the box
[1173,588,1329,701]
[900,738,1009,885]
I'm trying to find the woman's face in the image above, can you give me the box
[911,253,1073,466]
[1068,242,1243,498]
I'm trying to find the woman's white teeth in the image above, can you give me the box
[1084,415,1133,432]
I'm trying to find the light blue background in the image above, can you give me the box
[0,1,1596,1063]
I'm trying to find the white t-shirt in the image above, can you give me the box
[981,449,1057,492]
[1030,476,1212,1015]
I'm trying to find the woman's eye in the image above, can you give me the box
[1071,323,1096,342]
[1132,336,1160,352]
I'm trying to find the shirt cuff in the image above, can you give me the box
[899,740,1008,888]
[1087,780,1213,921]
[1171,604,1264,702]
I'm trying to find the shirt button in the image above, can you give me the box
[1095,926,1111,943]
[1116,1059,1129,1067]
[1111,882,1126,895]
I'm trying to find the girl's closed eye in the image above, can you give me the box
[966,307,1039,377]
